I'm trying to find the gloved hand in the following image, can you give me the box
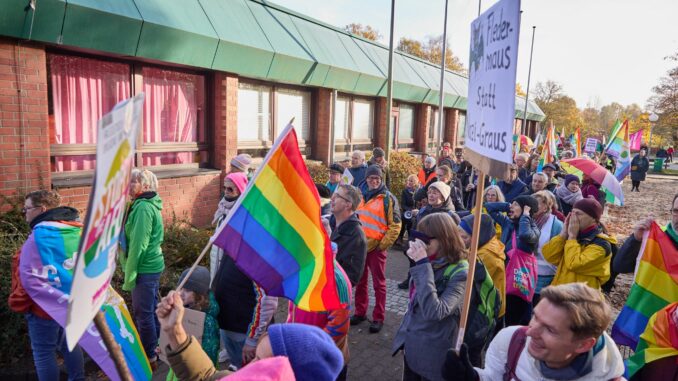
[442,344,478,381]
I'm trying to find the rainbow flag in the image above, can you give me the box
[612,222,678,349]
[625,302,678,378]
[614,120,631,181]
[604,120,623,158]
[212,124,340,312]
[573,127,582,157]
[537,125,557,171]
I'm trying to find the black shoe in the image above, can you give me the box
[350,315,367,326]
[398,279,409,290]
[369,321,383,333]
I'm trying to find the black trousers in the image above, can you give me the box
[505,294,531,326]
[632,180,641,190]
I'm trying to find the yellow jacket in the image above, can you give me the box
[542,234,617,290]
[477,237,506,317]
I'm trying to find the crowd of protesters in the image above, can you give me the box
[8,137,678,381]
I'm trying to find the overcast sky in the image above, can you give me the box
[273,0,678,110]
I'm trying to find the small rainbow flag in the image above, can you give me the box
[625,302,678,378]
[573,127,582,157]
[537,124,557,171]
[612,222,678,349]
[212,124,340,312]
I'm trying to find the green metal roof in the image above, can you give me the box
[0,0,545,121]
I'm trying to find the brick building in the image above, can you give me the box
[0,0,544,227]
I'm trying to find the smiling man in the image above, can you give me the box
[442,283,624,381]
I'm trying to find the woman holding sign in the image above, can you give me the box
[120,168,165,365]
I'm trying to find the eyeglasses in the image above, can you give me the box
[367,176,381,181]
[332,193,351,203]
[224,186,236,193]
[671,208,678,215]
[21,206,39,214]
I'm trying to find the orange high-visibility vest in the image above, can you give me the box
[418,167,437,186]
[356,194,388,241]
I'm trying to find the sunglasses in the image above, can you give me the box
[409,230,433,245]
[224,186,236,193]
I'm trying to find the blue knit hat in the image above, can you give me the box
[267,323,343,381]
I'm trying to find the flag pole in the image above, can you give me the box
[455,0,486,353]
[385,0,396,160]
[177,118,297,292]
[435,0,449,156]
[521,26,536,137]
[93,311,134,381]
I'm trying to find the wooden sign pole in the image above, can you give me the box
[454,171,486,351]
[93,311,134,381]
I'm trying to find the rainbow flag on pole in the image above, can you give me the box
[573,127,582,157]
[212,124,340,312]
[537,124,557,171]
[629,129,643,151]
[612,222,678,349]
[613,120,631,181]
[624,302,678,379]
[604,120,623,157]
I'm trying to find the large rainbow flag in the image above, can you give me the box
[604,120,623,158]
[612,222,678,349]
[625,302,678,378]
[212,124,340,312]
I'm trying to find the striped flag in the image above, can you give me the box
[537,125,557,171]
[212,124,341,312]
[624,302,678,379]
[612,222,678,349]
[629,130,643,151]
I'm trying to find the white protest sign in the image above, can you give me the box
[464,0,521,178]
[340,168,354,186]
[66,94,144,349]
[584,138,599,153]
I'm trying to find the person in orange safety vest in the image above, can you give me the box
[351,165,401,334]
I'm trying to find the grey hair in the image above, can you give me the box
[532,172,548,182]
[337,184,362,211]
[131,168,158,192]
[351,150,365,160]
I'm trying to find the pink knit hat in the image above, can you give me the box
[226,172,248,194]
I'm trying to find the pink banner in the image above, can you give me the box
[629,130,643,150]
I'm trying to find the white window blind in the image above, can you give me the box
[457,111,467,144]
[429,109,439,140]
[276,88,311,141]
[398,104,415,141]
[352,99,374,140]
[334,97,349,140]
[237,83,270,142]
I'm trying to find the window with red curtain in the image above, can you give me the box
[49,54,131,172]
[141,67,207,167]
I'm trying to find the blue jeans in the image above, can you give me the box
[132,272,161,359]
[26,313,85,381]
[220,329,246,368]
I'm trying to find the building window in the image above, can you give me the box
[333,96,375,156]
[48,54,210,174]
[397,103,415,149]
[237,83,271,143]
[49,55,131,172]
[275,88,311,144]
[140,67,207,168]
[428,108,440,152]
[457,111,467,146]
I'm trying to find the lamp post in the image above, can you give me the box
[648,112,658,157]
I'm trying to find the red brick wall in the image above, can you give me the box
[0,38,50,199]
[445,108,459,148]
[214,73,239,173]
[58,172,221,227]
[315,88,332,164]
[415,104,431,152]
[374,98,388,150]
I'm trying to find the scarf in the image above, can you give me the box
[211,196,238,226]
[555,185,583,206]
[534,212,551,230]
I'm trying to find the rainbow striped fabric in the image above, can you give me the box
[612,222,678,349]
[537,125,557,171]
[625,302,678,378]
[213,124,340,312]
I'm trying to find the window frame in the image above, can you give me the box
[47,51,212,179]
[396,102,416,150]
[332,93,376,157]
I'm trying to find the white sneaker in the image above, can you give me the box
[218,349,230,363]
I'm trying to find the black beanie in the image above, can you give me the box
[513,195,538,218]
[365,165,383,179]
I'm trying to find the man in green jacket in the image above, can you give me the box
[121,168,165,365]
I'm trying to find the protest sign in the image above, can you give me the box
[340,168,354,185]
[464,0,521,178]
[584,137,599,153]
[66,94,144,350]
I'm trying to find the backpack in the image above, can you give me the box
[438,259,501,351]
[592,236,619,293]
